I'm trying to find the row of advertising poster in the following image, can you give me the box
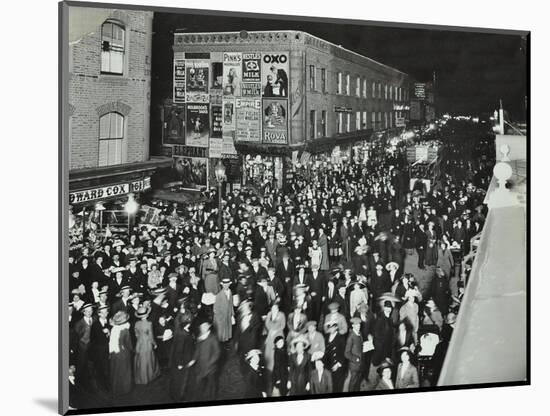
[169,51,290,147]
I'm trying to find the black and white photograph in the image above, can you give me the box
[59,1,530,415]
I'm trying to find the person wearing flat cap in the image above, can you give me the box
[345,317,364,392]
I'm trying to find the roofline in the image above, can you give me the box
[174,30,409,77]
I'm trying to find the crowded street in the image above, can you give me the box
[67,118,496,408]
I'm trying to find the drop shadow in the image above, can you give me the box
[34,398,58,413]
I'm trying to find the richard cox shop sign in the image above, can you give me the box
[69,178,151,204]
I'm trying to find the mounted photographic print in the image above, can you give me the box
[60,1,529,415]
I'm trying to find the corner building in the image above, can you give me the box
[171,30,411,189]
[68,8,171,211]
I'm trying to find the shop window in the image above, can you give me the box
[321,68,326,93]
[310,110,317,139]
[98,112,124,166]
[309,65,316,91]
[337,72,342,94]
[101,20,125,75]
[321,110,327,136]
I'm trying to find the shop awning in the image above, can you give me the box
[304,129,374,154]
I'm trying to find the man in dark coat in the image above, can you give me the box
[324,322,347,392]
[236,301,262,368]
[344,317,364,392]
[74,303,94,389]
[169,319,195,401]
[370,265,392,302]
[372,301,395,366]
[189,322,220,401]
[89,305,110,391]
[431,268,451,315]
[307,265,325,322]
[415,223,428,269]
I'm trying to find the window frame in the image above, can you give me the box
[309,65,316,91]
[98,111,125,167]
[100,20,126,76]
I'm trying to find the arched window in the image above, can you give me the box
[98,112,124,166]
[101,20,125,75]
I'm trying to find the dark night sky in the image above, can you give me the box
[151,11,528,120]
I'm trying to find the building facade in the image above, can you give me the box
[67,8,171,217]
[166,30,411,189]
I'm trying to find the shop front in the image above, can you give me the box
[68,159,171,241]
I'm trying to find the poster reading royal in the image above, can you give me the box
[235,98,261,143]
[223,52,242,97]
[261,52,289,97]
[186,104,209,147]
[186,60,209,102]
[262,98,288,144]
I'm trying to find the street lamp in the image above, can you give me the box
[124,193,139,235]
[214,160,226,230]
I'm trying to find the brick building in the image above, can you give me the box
[164,30,411,190]
[66,7,171,216]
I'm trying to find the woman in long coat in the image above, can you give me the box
[202,251,220,294]
[213,279,234,343]
[109,311,133,396]
[317,229,330,271]
[134,306,160,385]
[395,348,419,389]
[264,303,286,373]
[289,336,311,395]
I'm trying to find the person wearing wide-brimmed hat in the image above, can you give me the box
[242,349,267,398]
[134,305,160,385]
[374,358,395,390]
[109,311,133,396]
[395,346,419,389]
[288,335,311,395]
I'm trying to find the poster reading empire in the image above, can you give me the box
[186,104,209,147]
[236,98,261,142]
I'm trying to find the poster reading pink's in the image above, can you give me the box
[186,104,209,147]
[262,98,288,144]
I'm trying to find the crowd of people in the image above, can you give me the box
[68,122,494,408]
